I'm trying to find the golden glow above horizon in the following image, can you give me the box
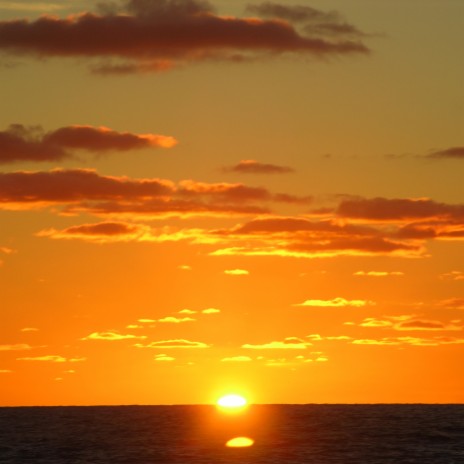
[225,437,254,448]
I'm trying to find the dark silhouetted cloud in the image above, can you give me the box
[0,0,370,73]
[0,124,176,164]
[223,159,294,174]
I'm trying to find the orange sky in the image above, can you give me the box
[0,0,463,405]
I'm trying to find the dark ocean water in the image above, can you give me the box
[0,405,463,463]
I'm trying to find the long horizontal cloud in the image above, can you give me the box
[336,197,464,222]
[223,160,294,175]
[0,124,176,163]
[134,339,210,348]
[428,147,464,159]
[295,297,373,308]
[352,336,464,347]
[210,216,423,258]
[0,0,369,73]
[81,331,147,340]
[0,168,308,216]
[242,337,311,350]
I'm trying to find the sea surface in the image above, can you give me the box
[0,404,463,463]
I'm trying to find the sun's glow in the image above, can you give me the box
[225,437,254,448]
[217,394,247,408]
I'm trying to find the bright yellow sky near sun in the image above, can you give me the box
[0,0,463,406]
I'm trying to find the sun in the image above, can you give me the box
[216,394,248,410]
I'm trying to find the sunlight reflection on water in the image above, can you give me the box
[225,436,254,448]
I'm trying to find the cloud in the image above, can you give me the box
[154,354,175,362]
[242,337,311,350]
[81,331,147,340]
[440,271,464,281]
[224,269,249,276]
[354,315,462,331]
[246,2,367,40]
[0,343,32,351]
[0,124,176,164]
[178,309,196,314]
[223,160,294,175]
[0,369,12,373]
[134,339,210,349]
[221,356,253,362]
[157,316,195,323]
[210,216,423,259]
[201,308,220,314]
[352,336,464,347]
[17,355,86,362]
[437,298,464,310]
[428,147,464,159]
[37,222,150,243]
[295,297,373,308]
[336,197,464,222]
[0,0,369,73]
[354,271,404,277]
[0,2,65,12]
[0,168,306,217]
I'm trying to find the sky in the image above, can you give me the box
[0,0,463,406]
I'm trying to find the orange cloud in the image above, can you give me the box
[1,169,304,217]
[223,159,294,174]
[354,315,462,331]
[17,355,86,362]
[37,222,150,243]
[0,344,33,351]
[157,316,195,323]
[428,147,464,159]
[0,124,176,163]
[201,308,220,314]
[352,336,464,347]
[440,271,464,281]
[295,297,373,308]
[221,356,253,362]
[81,331,147,340]
[354,271,404,277]
[134,339,210,349]
[224,269,249,276]
[336,197,464,222]
[0,0,369,73]
[154,354,175,362]
[242,337,311,350]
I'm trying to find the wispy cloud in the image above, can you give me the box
[201,308,220,314]
[17,355,86,362]
[224,269,249,276]
[221,356,253,362]
[154,354,175,362]
[158,316,195,323]
[242,337,311,350]
[0,0,369,74]
[223,160,294,175]
[427,147,464,159]
[20,327,39,332]
[0,343,32,351]
[81,331,147,341]
[0,124,176,164]
[295,297,374,308]
[134,339,210,349]
[354,315,462,331]
[354,271,404,277]
[352,336,464,347]
[1,168,306,217]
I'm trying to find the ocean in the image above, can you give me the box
[0,405,462,463]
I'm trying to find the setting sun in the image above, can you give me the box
[217,394,248,409]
